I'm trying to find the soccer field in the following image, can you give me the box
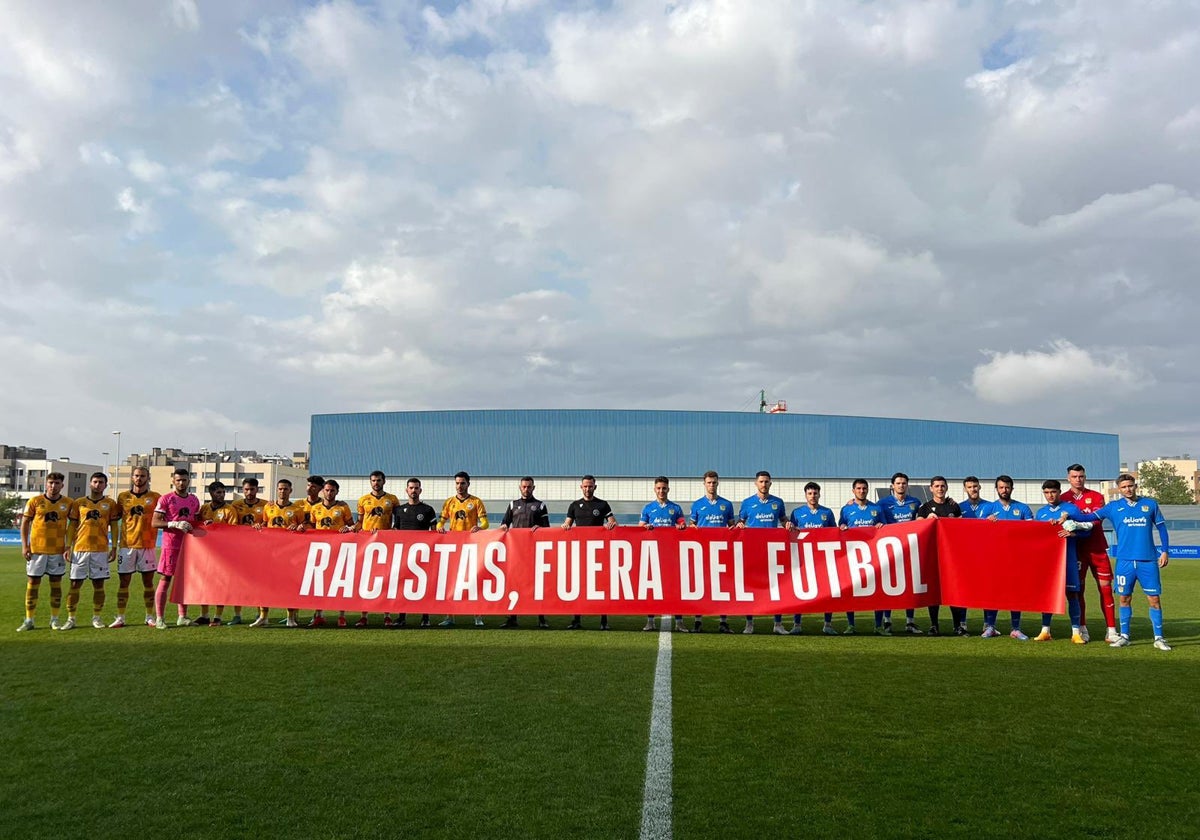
[2,546,1197,839]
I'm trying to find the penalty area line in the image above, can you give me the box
[640,615,674,840]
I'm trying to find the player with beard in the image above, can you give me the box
[789,482,838,635]
[112,466,161,628]
[249,479,307,628]
[151,469,200,630]
[1060,464,1118,643]
[916,476,964,636]
[223,478,267,625]
[982,475,1033,640]
[736,471,789,635]
[394,478,437,627]
[563,475,617,630]
[437,471,489,628]
[1032,480,1085,643]
[877,472,923,635]
[498,476,551,629]
[639,477,689,633]
[197,481,240,625]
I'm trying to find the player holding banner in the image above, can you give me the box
[688,470,737,633]
[1032,480,1085,643]
[838,479,883,635]
[112,466,160,628]
[1060,464,1118,643]
[150,469,200,630]
[789,482,837,635]
[736,471,789,635]
[640,477,689,633]
[1065,473,1172,651]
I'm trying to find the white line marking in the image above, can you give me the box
[640,615,674,840]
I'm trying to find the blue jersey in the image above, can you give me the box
[1079,497,1169,561]
[879,495,921,524]
[790,505,836,529]
[959,498,992,520]
[984,499,1034,520]
[739,494,786,528]
[839,502,882,528]
[640,500,685,528]
[690,496,735,528]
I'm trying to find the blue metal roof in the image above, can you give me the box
[310,410,1119,480]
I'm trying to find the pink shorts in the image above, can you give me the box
[158,548,182,577]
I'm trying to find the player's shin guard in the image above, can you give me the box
[154,578,171,619]
[1118,605,1132,636]
[1149,607,1164,637]
[92,586,105,615]
[117,584,130,612]
[49,581,62,616]
[1099,583,1116,630]
[25,580,39,619]
[66,589,81,616]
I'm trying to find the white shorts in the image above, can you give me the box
[69,551,111,581]
[117,548,158,574]
[26,553,67,578]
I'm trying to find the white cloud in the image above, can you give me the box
[971,342,1147,405]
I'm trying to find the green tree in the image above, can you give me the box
[0,493,22,529]
[1136,461,1196,505]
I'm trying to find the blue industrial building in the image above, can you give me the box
[310,409,1118,481]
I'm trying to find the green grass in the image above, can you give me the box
[2,546,1197,838]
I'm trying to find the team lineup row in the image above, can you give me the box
[14,464,1172,650]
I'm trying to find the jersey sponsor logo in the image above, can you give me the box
[369,506,384,518]
[43,511,61,522]
[85,509,102,521]
[319,516,333,528]
[241,514,255,525]
[130,505,145,516]
[272,516,286,527]
[179,507,192,518]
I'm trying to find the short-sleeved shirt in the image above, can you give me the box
[263,501,305,529]
[69,496,119,552]
[440,495,489,531]
[917,499,962,519]
[739,494,786,528]
[566,497,613,527]
[984,500,1034,521]
[24,494,73,554]
[233,498,268,527]
[790,505,836,529]
[839,502,882,528]
[394,502,437,531]
[358,493,401,531]
[199,502,240,525]
[117,490,161,549]
[640,501,685,528]
[1084,497,1167,561]
[503,497,550,529]
[155,492,200,555]
[690,496,735,528]
[879,495,921,524]
[1035,502,1084,566]
[958,498,992,520]
[309,500,355,531]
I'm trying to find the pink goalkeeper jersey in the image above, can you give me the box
[155,492,200,557]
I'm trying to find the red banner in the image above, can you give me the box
[175,520,1066,614]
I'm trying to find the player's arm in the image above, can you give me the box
[20,502,34,560]
[474,500,488,532]
[437,499,452,532]
[1155,506,1170,567]
[499,503,514,533]
[674,505,687,530]
[64,502,79,560]
[533,505,549,532]
[108,510,120,561]
[561,502,575,530]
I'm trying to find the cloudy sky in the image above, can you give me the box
[2,0,1198,468]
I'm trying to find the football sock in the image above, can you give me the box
[154,578,170,619]
[1149,607,1163,637]
[845,612,855,626]
[1040,613,1052,628]
[92,586,105,615]
[1067,596,1081,628]
[1077,585,1088,626]
[49,581,62,616]
[950,606,966,626]
[25,580,38,619]
[142,583,155,613]
[823,613,833,623]
[904,609,915,622]
[66,588,80,616]
[927,605,940,625]
[117,584,130,612]
[983,609,998,627]
[1118,605,1132,636]
[1098,583,1116,630]
[874,610,885,628]
[1010,611,1022,631]
[792,614,801,623]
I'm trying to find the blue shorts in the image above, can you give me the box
[1114,558,1161,597]
[1065,551,1080,593]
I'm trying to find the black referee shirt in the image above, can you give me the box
[566,497,613,526]
[394,502,437,530]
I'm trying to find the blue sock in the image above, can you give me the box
[905,609,915,621]
[1149,607,1163,637]
[984,609,998,626]
[874,610,884,628]
[1040,612,1052,627]
[1068,597,1081,627]
[846,612,856,626]
[1010,611,1022,631]
[1119,605,1132,635]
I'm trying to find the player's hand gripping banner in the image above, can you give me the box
[175,519,1067,614]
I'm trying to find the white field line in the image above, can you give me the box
[639,615,674,840]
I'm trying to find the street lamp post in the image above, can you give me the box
[102,451,109,488]
[112,431,122,492]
